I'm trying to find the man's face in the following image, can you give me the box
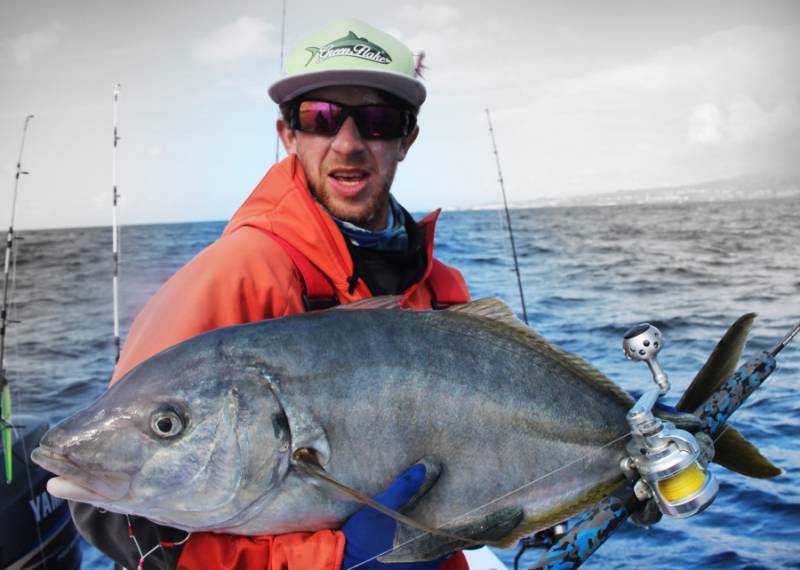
[278,86,418,231]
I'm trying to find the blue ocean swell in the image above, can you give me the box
[3,197,798,568]
[432,198,800,569]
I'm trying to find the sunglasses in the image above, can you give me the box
[285,99,416,140]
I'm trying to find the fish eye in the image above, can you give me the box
[150,408,184,438]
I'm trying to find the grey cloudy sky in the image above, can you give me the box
[1,0,798,229]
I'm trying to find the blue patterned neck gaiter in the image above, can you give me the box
[333,195,409,251]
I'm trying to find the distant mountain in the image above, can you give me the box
[461,173,800,210]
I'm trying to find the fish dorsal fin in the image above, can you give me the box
[335,296,404,311]
[446,297,520,323]
[447,298,560,355]
[678,313,756,412]
[346,31,359,39]
[449,298,634,407]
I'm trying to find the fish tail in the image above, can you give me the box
[711,426,782,478]
[304,47,319,67]
[678,313,782,479]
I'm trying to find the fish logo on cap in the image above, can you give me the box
[269,19,426,107]
[305,31,393,67]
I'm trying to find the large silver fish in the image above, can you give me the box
[31,299,772,561]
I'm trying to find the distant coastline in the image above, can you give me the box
[8,175,799,232]
[456,174,800,211]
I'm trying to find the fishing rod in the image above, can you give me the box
[274,0,287,163]
[2,114,34,484]
[112,84,121,364]
[485,108,529,325]
[527,318,800,569]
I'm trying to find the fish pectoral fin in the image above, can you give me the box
[380,506,524,563]
[293,453,464,543]
[293,453,501,556]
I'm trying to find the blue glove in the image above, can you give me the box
[342,463,446,570]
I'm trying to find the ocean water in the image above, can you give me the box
[3,197,799,569]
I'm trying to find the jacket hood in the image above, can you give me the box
[223,156,357,292]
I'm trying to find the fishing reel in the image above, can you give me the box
[620,324,718,518]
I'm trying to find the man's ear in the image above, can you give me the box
[277,119,297,155]
[398,125,419,161]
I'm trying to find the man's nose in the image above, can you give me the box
[330,117,366,155]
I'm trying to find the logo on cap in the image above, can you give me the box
[305,31,392,67]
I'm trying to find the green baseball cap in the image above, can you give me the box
[269,19,425,107]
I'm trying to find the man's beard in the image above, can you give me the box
[311,172,395,229]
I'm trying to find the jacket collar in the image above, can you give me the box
[223,156,441,300]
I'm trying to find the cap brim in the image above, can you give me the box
[269,69,426,107]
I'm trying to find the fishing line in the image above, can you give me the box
[274,0,287,163]
[712,424,731,445]
[8,238,49,569]
[2,115,34,484]
[494,208,516,290]
[710,371,781,446]
[112,84,122,365]
[345,430,633,570]
[485,108,529,325]
[8,237,19,405]
[125,514,191,569]
[711,331,798,447]
[16,423,49,570]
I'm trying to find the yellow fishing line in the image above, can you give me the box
[658,463,705,502]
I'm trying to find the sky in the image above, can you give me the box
[1,0,799,229]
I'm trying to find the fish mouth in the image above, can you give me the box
[31,446,132,502]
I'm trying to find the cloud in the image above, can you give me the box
[193,17,274,65]
[389,6,559,100]
[567,25,799,104]
[395,4,460,29]
[689,103,724,144]
[689,97,800,145]
[91,191,106,209]
[726,98,800,143]
[10,21,64,65]
[434,22,800,197]
[499,24,800,153]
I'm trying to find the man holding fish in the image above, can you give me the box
[69,18,472,570]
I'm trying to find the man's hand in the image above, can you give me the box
[342,463,445,570]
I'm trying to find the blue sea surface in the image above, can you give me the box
[3,197,799,568]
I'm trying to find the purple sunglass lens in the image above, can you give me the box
[356,107,406,138]
[298,101,344,133]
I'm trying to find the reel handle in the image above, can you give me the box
[622,323,669,393]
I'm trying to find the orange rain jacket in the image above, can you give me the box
[109,155,471,570]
